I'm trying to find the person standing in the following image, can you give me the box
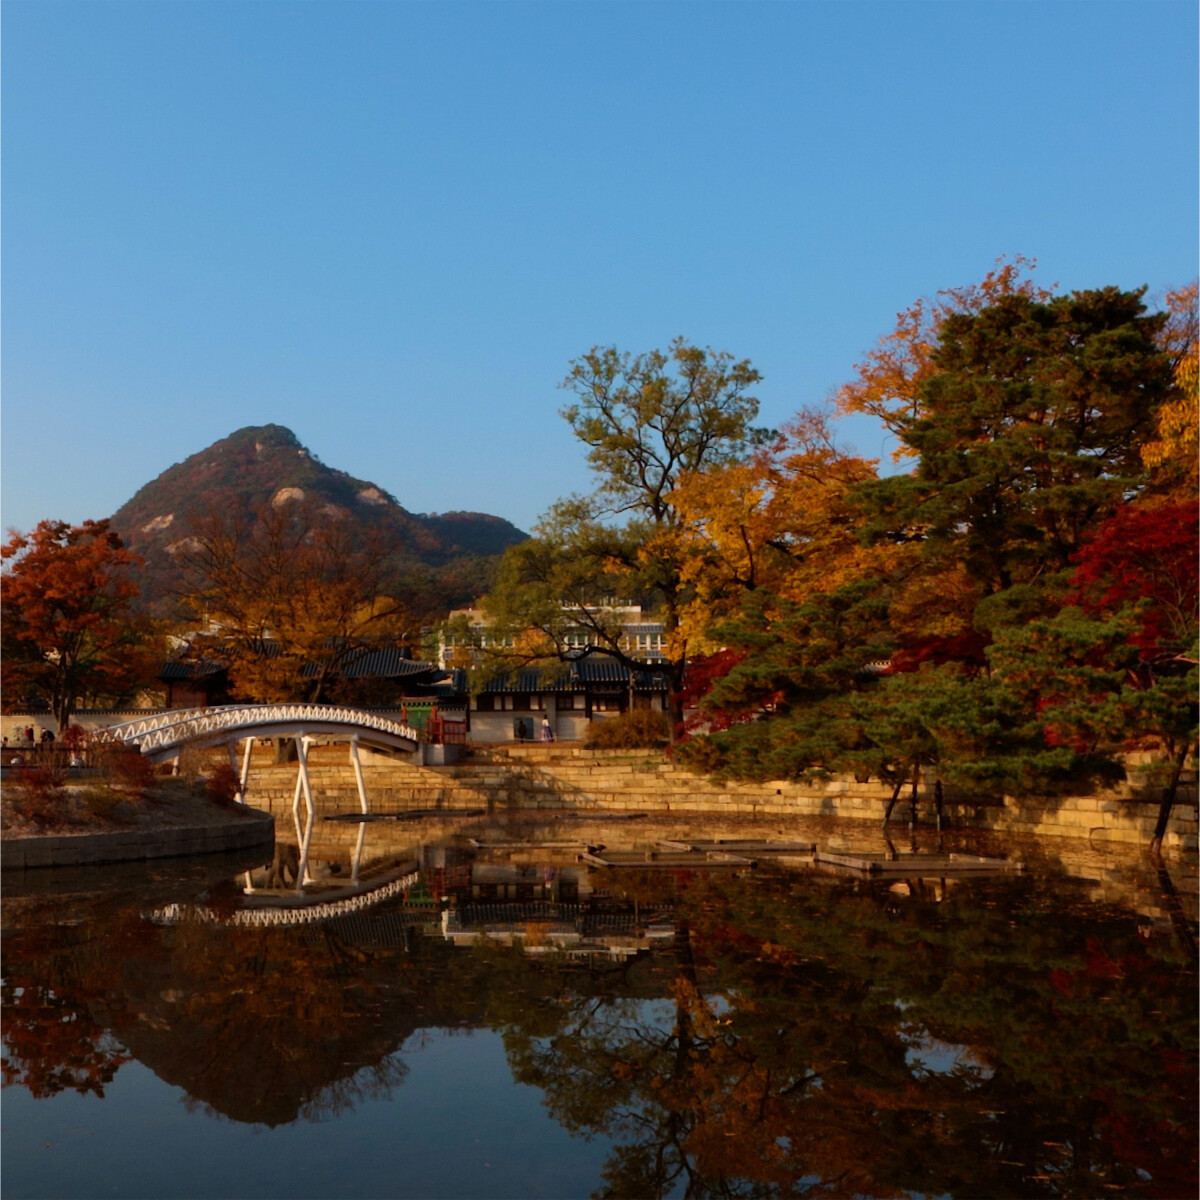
[540,717,554,742]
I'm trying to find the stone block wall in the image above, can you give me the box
[239,744,1198,854]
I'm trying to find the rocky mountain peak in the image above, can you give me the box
[108,426,527,615]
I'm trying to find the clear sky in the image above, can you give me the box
[3,1,1196,538]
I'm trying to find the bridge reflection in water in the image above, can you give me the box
[2,825,1196,1199]
[96,703,423,889]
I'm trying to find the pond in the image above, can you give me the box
[2,821,1196,1200]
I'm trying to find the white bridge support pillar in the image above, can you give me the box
[294,735,317,890]
[290,766,305,845]
[239,736,254,803]
[349,736,370,882]
[226,737,255,804]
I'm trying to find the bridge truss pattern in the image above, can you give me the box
[95,704,423,892]
[150,870,421,928]
[93,704,421,760]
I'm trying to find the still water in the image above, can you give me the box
[2,821,1197,1200]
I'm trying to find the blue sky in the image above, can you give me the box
[3,1,1196,538]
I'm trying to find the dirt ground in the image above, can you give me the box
[0,776,261,839]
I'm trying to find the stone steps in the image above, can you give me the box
[236,748,1198,852]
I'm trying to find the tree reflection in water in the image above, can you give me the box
[2,891,468,1127]
[2,858,1196,1198]
[488,868,1198,1199]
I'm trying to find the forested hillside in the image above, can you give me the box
[109,424,527,616]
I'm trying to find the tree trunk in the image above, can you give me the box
[660,604,685,745]
[882,778,904,829]
[53,686,74,736]
[666,689,683,745]
[665,658,687,745]
[1149,737,1194,854]
[1152,856,1198,966]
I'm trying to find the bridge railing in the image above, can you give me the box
[149,870,421,927]
[92,703,421,753]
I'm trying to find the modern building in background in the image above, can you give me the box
[437,604,666,669]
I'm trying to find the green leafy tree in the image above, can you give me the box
[677,578,894,781]
[484,339,770,736]
[856,287,1173,601]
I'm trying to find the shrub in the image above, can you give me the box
[8,766,67,829]
[80,786,132,823]
[176,745,208,782]
[205,762,242,806]
[62,724,89,750]
[16,764,65,799]
[16,764,65,803]
[98,746,157,793]
[584,709,671,750]
[673,735,728,777]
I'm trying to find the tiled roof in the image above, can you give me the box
[574,656,668,689]
[158,644,446,684]
[333,647,439,680]
[483,666,576,694]
[480,653,668,694]
[158,659,227,682]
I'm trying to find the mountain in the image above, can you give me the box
[109,424,527,613]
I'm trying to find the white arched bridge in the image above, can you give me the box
[93,703,421,763]
[94,704,424,891]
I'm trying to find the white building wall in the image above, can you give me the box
[3,710,164,744]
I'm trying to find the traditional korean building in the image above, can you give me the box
[156,643,464,717]
[470,651,669,743]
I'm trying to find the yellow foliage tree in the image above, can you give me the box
[667,411,889,652]
[1142,282,1198,498]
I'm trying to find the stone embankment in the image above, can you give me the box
[244,744,1198,854]
[1,779,276,871]
[1,808,275,870]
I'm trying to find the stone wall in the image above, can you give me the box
[237,750,1197,936]
[240,744,1198,854]
[1,809,275,870]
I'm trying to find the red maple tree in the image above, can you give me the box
[1,519,146,729]
[1070,502,1199,659]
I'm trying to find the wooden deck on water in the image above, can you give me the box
[323,809,487,822]
[581,847,754,869]
[657,838,816,857]
[813,850,1024,876]
[578,841,1022,876]
[469,838,590,851]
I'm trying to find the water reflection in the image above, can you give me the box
[3,829,1196,1199]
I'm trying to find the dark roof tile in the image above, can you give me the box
[158,659,226,682]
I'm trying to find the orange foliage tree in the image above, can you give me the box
[667,411,884,652]
[834,255,1051,455]
[1142,282,1199,498]
[176,501,410,703]
[1,519,147,729]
